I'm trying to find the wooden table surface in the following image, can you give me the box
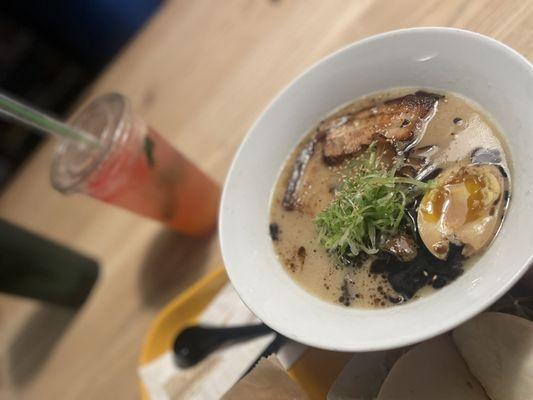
[1,0,532,398]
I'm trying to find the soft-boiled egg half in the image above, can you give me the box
[418,164,507,260]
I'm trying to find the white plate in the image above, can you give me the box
[219,28,533,351]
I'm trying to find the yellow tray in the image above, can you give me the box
[139,267,351,399]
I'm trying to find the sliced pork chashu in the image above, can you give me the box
[321,91,441,164]
[282,140,338,215]
[281,91,441,214]
[282,138,318,211]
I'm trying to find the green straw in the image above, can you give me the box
[0,93,99,147]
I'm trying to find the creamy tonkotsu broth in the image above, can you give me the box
[269,89,510,309]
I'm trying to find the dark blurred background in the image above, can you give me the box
[0,0,161,191]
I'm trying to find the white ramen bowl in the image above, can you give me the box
[219,28,533,351]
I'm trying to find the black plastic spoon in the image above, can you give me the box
[172,323,274,368]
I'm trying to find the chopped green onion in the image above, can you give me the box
[314,143,433,262]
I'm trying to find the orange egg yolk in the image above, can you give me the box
[421,169,488,224]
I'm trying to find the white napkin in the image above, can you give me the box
[139,284,305,400]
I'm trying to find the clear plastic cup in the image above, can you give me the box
[51,93,220,235]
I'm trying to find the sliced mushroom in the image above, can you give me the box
[417,164,507,260]
[375,139,400,170]
[383,232,418,262]
[402,145,440,179]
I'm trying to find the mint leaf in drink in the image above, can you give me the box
[144,136,156,167]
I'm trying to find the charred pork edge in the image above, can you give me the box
[281,138,317,210]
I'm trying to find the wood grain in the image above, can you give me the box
[0,0,532,398]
